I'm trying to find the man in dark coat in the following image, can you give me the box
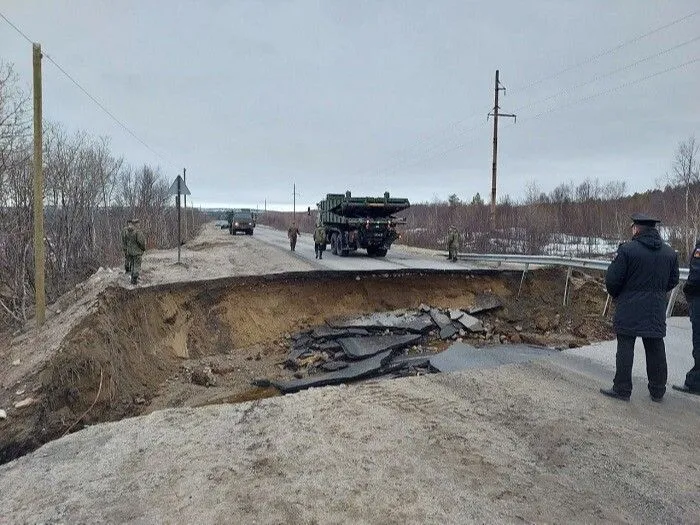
[602,213,679,402]
[673,239,700,395]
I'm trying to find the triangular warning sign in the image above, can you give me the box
[168,175,191,196]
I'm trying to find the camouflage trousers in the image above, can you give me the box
[448,244,458,261]
[127,254,142,283]
[289,237,297,251]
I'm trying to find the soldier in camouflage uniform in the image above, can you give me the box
[287,222,300,252]
[447,226,459,262]
[122,218,146,285]
[313,223,326,259]
[121,220,131,273]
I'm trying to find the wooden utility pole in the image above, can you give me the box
[293,183,296,222]
[177,176,182,264]
[182,167,187,240]
[488,70,516,231]
[33,43,45,326]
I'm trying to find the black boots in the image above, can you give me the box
[599,388,630,401]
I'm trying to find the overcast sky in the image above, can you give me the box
[1,1,698,210]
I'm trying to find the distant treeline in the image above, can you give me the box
[261,136,698,259]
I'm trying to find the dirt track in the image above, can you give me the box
[1,361,699,524]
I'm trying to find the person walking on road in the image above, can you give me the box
[601,213,679,402]
[674,239,700,396]
[447,226,459,262]
[313,223,326,259]
[122,218,146,285]
[288,222,300,252]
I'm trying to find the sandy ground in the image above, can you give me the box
[1,222,698,523]
[1,224,313,396]
[1,360,699,524]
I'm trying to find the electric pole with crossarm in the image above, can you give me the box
[488,69,516,231]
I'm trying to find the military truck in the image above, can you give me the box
[317,191,410,257]
[228,210,255,235]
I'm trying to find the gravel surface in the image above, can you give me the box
[1,360,698,524]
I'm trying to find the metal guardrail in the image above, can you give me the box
[457,252,689,280]
[456,252,689,317]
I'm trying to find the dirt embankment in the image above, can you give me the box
[0,266,612,464]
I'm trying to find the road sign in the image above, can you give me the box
[168,175,191,196]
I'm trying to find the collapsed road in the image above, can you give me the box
[0,223,698,523]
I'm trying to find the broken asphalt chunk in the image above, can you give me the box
[315,341,342,352]
[270,350,394,394]
[429,308,451,329]
[319,360,349,372]
[329,311,433,333]
[439,324,459,340]
[339,334,422,359]
[311,326,370,339]
[456,313,485,333]
[467,293,502,314]
[449,309,463,321]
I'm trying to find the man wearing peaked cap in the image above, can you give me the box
[602,213,679,402]
[630,212,661,227]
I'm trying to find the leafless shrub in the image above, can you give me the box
[0,61,207,330]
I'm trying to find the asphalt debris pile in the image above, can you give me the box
[260,294,555,394]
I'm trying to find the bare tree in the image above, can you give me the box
[669,136,700,257]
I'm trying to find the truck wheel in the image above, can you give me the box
[366,247,376,257]
[331,233,338,255]
[375,248,387,257]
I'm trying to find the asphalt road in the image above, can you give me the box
[254,225,697,400]
[563,316,696,396]
[253,225,473,271]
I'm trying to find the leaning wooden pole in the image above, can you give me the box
[33,43,45,326]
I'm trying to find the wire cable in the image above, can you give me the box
[0,11,32,44]
[512,34,700,113]
[512,9,699,92]
[1,10,172,167]
[361,9,699,179]
[518,56,700,124]
[385,57,700,176]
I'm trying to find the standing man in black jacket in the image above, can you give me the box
[674,239,700,395]
[602,213,680,402]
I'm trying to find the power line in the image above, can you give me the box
[0,10,172,167]
[513,34,700,113]
[383,57,699,176]
[41,53,170,164]
[373,36,700,179]
[519,56,700,124]
[0,11,32,44]
[513,9,699,92]
[361,9,699,180]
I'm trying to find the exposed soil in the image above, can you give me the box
[2,223,698,524]
[0,259,612,464]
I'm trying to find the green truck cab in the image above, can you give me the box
[228,210,255,235]
[317,191,410,257]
